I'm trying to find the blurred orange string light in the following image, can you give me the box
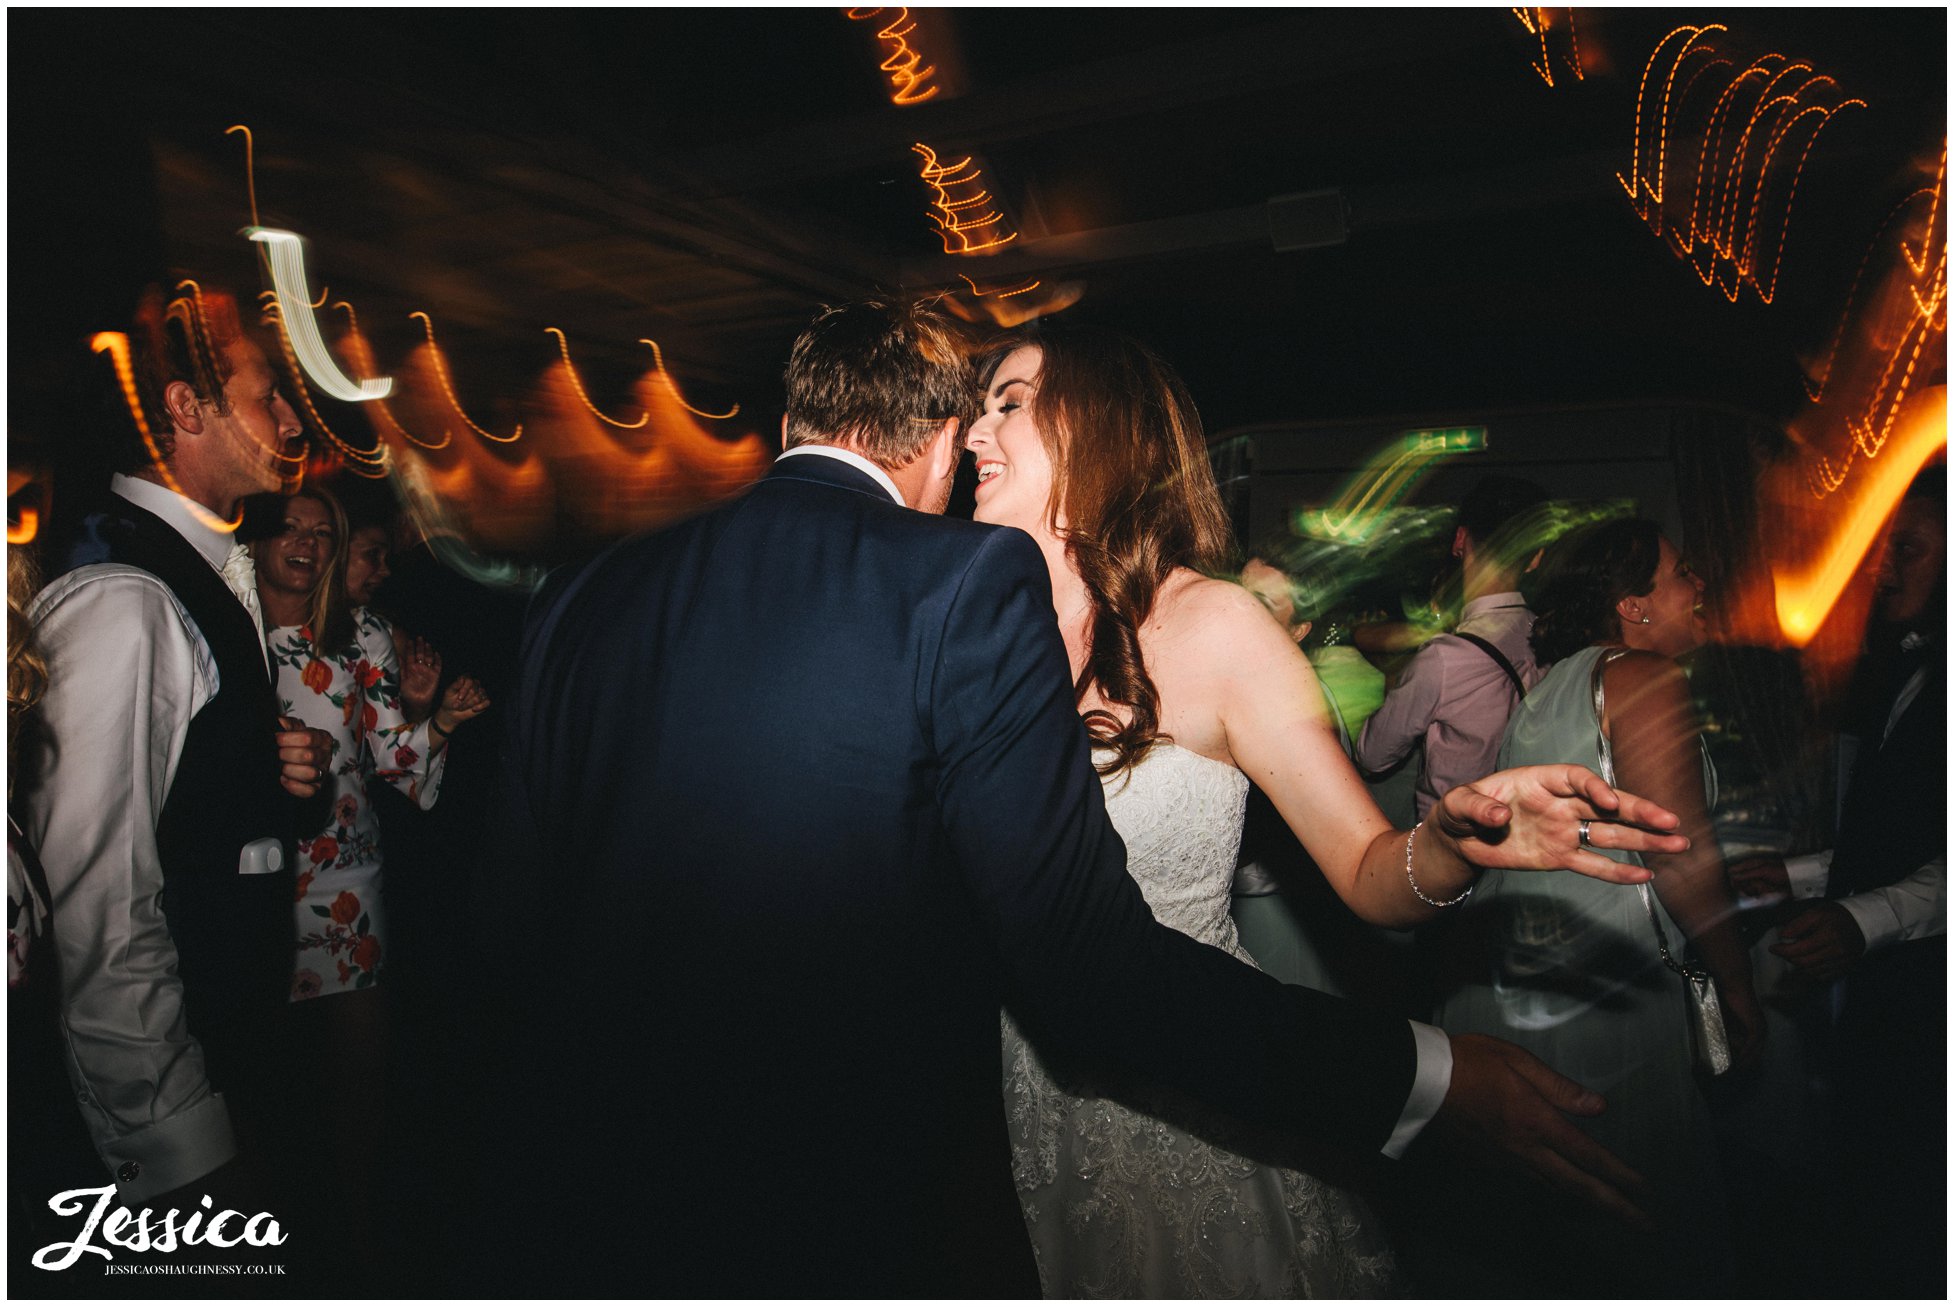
[1808,144,1946,498]
[7,507,38,546]
[331,302,449,452]
[258,293,389,479]
[1804,183,1941,404]
[958,273,1042,299]
[638,340,740,420]
[1702,66,1860,303]
[848,8,940,105]
[1510,8,1584,88]
[225,124,261,229]
[7,467,44,546]
[1618,26,1864,305]
[1680,57,1792,255]
[839,12,1070,322]
[411,312,523,444]
[1903,140,1946,280]
[1620,26,1722,218]
[545,327,648,430]
[912,143,1018,254]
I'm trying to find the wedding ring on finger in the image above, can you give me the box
[1578,819,1594,846]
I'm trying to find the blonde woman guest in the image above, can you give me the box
[252,487,487,1282]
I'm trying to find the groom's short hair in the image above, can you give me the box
[783,298,973,469]
[127,281,256,468]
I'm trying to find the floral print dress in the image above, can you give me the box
[267,607,445,1000]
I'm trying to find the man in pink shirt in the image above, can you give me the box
[1356,477,1549,819]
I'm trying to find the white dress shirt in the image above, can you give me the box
[1356,592,1540,820]
[15,475,252,1201]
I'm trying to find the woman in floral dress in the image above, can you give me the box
[256,489,486,996]
[252,487,487,1279]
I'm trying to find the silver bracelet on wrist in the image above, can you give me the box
[1405,820,1473,908]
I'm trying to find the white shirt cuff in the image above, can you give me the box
[1839,894,1900,952]
[1784,850,1832,900]
[1839,858,1945,952]
[1382,1019,1452,1159]
[98,1092,237,1204]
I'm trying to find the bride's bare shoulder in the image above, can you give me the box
[1148,568,1283,651]
[1155,567,1266,615]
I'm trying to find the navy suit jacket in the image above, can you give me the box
[498,454,1416,1296]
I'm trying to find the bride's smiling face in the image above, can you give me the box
[967,345,1062,540]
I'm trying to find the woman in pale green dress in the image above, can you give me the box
[1429,518,1764,1296]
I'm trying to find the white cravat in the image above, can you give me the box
[220,543,271,673]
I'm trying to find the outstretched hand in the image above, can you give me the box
[1430,1033,1654,1231]
[1727,854,1792,907]
[397,631,442,722]
[1433,764,1687,885]
[1770,900,1865,986]
[435,676,491,732]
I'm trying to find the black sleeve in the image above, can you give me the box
[926,528,1417,1153]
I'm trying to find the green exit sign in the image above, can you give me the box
[1402,426,1488,452]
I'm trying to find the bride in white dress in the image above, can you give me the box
[965,326,1666,1296]
[1001,742,1399,1296]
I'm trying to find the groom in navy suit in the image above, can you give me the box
[495,300,1655,1296]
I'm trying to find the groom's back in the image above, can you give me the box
[500,458,1044,1295]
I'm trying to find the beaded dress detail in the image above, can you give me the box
[1001,744,1400,1297]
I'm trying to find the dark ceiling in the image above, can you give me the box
[9,6,1946,456]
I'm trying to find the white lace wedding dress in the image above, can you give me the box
[1001,744,1400,1298]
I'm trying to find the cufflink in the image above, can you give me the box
[116,1161,141,1184]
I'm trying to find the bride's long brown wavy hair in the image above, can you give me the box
[979,323,1232,777]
